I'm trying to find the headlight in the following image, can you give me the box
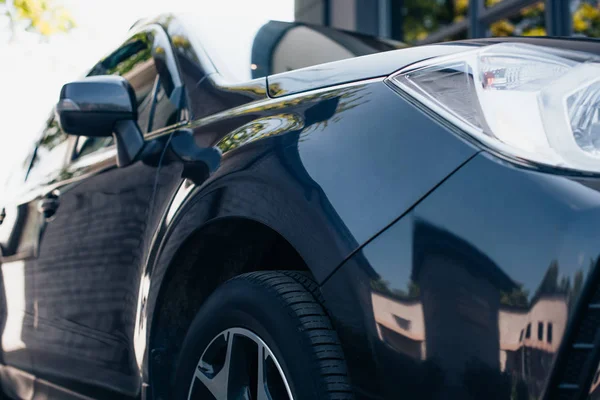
[388,43,600,173]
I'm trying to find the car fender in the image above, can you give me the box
[136,78,478,382]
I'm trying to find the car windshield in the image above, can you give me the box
[177,14,406,83]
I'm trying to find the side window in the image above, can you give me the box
[74,136,114,159]
[149,77,179,131]
[26,117,70,184]
[74,30,166,160]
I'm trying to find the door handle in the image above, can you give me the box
[37,190,60,220]
[0,207,5,225]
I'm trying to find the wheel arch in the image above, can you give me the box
[143,211,315,398]
[140,128,366,396]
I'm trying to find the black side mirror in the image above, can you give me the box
[56,76,144,167]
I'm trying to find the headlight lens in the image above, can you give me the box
[388,43,600,173]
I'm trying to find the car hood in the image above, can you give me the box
[266,43,477,98]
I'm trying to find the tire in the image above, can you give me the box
[173,271,354,400]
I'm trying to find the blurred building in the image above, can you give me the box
[295,0,600,44]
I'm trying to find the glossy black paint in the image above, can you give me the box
[57,76,150,168]
[266,43,474,97]
[323,151,600,399]
[121,77,478,399]
[112,119,145,167]
[158,80,477,270]
[1,15,600,400]
[167,129,221,184]
[57,76,138,138]
[0,21,188,399]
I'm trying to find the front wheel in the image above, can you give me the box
[173,271,354,400]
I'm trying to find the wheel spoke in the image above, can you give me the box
[256,344,269,400]
[191,331,234,399]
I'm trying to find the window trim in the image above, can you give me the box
[146,75,162,134]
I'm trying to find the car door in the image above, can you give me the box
[25,25,186,398]
[0,135,46,399]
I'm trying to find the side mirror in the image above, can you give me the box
[56,76,144,167]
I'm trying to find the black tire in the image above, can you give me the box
[173,271,354,400]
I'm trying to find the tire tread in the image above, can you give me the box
[232,270,354,399]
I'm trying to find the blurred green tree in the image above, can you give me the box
[402,0,466,43]
[489,1,546,37]
[573,1,600,38]
[1,0,75,37]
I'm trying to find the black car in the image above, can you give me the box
[2,13,600,400]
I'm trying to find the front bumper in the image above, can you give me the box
[322,151,600,400]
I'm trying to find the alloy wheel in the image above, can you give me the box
[187,327,294,400]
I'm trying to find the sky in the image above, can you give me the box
[0,0,293,187]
